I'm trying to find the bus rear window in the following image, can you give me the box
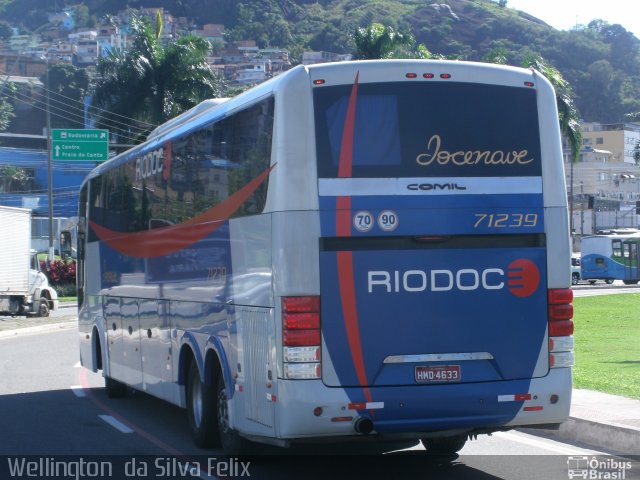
[313,81,541,179]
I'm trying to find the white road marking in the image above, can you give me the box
[70,385,86,398]
[99,415,134,434]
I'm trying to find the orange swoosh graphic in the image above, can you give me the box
[89,164,275,258]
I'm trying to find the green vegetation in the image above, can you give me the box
[573,294,640,399]
[91,13,224,140]
[1,0,639,122]
[352,22,414,59]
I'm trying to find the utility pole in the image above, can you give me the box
[45,54,54,260]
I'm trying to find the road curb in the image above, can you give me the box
[541,416,640,455]
[0,321,76,339]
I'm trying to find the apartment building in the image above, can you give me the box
[565,125,640,238]
[581,122,640,164]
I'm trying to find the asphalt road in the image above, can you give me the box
[1,326,635,480]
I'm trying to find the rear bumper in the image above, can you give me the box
[274,368,571,439]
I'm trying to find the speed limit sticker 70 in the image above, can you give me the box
[353,211,374,232]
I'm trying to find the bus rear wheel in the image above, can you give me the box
[186,361,219,448]
[217,375,248,454]
[421,435,467,455]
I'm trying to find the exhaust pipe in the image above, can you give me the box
[353,416,374,435]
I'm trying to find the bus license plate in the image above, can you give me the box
[415,365,461,383]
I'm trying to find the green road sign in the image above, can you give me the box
[52,129,109,162]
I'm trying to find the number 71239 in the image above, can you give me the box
[473,213,538,228]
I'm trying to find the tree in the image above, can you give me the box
[0,20,13,41]
[90,13,224,143]
[0,95,14,131]
[0,79,15,132]
[352,23,414,60]
[522,56,582,163]
[0,165,32,193]
[41,64,90,130]
[483,47,508,65]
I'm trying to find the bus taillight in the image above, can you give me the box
[548,289,575,368]
[282,296,321,379]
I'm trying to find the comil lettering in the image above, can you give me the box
[368,268,505,293]
[136,147,164,181]
[415,134,534,167]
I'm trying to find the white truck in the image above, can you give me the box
[0,206,58,317]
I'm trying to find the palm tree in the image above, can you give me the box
[522,55,582,163]
[352,23,414,60]
[90,12,224,143]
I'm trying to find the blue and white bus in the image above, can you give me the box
[581,231,640,285]
[77,60,574,454]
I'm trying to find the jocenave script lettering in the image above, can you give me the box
[415,134,534,167]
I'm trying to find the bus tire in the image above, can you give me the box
[105,376,127,398]
[421,435,467,455]
[605,279,614,284]
[186,361,218,448]
[571,273,580,285]
[217,375,247,454]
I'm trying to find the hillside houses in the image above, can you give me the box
[0,6,638,241]
[0,8,296,86]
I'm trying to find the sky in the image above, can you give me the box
[505,0,640,39]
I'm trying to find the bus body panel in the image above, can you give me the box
[319,246,548,388]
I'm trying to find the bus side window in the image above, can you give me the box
[612,240,623,257]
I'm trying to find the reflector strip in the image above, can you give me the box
[348,402,384,410]
[523,406,544,411]
[331,417,354,422]
[498,394,532,402]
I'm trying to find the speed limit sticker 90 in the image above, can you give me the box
[353,211,374,232]
[377,210,399,231]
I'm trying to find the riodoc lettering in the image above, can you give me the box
[135,147,164,181]
[367,260,540,298]
[368,269,504,293]
[416,134,534,167]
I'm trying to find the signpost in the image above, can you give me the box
[52,129,109,162]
